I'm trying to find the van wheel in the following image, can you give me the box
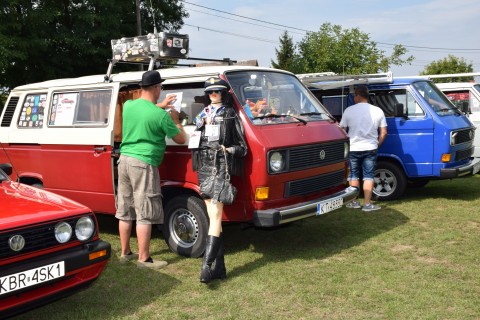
[372,161,406,201]
[163,194,208,258]
[31,183,44,189]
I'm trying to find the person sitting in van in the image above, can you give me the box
[192,77,247,283]
[116,70,186,269]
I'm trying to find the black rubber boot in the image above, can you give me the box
[200,235,221,283]
[211,233,226,280]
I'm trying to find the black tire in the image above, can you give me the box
[162,194,208,258]
[372,161,407,201]
[31,183,44,189]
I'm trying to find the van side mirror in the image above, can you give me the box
[394,103,406,118]
[0,163,13,176]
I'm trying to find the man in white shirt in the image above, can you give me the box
[340,85,387,212]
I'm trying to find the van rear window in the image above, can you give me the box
[49,90,112,127]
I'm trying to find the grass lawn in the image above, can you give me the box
[13,175,480,320]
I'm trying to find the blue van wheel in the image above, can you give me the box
[373,161,407,201]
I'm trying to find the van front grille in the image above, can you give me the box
[453,128,475,145]
[285,170,345,197]
[456,147,473,161]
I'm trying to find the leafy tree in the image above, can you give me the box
[280,22,414,74]
[420,55,474,82]
[271,30,297,71]
[0,0,188,90]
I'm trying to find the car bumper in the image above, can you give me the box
[0,239,111,318]
[440,157,480,179]
[253,186,359,227]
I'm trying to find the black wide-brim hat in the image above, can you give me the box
[204,77,230,92]
[139,70,165,87]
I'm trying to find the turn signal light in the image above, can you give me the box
[441,154,451,162]
[255,187,269,201]
[89,249,107,260]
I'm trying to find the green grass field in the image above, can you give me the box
[14,175,480,320]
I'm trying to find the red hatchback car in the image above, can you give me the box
[0,163,111,318]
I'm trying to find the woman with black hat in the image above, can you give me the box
[192,76,247,283]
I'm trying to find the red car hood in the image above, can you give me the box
[0,181,91,228]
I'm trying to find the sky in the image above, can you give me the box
[174,0,480,77]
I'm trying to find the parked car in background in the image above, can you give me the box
[432,77,480,158]
[0,163,111,318]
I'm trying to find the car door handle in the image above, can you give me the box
[93,146,106,153]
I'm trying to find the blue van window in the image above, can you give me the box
[413,81,459,116]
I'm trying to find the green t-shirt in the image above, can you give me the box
[120,98,180,167]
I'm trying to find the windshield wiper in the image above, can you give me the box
[300,112,336,122]
[253,113,307,125]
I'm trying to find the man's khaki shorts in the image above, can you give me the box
[115,155,163,225]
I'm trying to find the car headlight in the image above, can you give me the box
[75,216,95,241]
[269,151,285,173]
[55,221,72,243]
[344,141,350,159]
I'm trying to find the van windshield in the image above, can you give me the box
[225,70,332,125]
[413,81,461,116]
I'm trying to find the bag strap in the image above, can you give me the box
[222,146,231,181]
[211,150,218,176]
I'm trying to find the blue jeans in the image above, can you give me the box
[348,150,378,181]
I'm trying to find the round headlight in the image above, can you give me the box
[75,216,95,241]
[55,222,72,243]
[270,152,284,172]
[344,141,350,159]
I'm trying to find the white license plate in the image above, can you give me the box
[0,261,65,295]
[316,197,343,215]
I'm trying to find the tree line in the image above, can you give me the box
[0,3,474,105]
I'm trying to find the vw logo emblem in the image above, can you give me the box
[319,150,326,160]
[9,235,25,252]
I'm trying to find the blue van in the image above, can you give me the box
[299,72,480,200]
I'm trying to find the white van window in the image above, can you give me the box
[17,93,47,128]
[159,86,205,125]
[444,90,480,114]
[49,90,112,127]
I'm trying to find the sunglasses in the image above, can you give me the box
[207,90,222,94]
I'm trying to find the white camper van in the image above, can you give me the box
[428,74,480,158]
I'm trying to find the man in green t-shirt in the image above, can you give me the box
[116,70,186,269]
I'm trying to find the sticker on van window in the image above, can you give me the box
[18,94,46,128]
[50,93,78,126]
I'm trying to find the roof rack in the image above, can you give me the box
[298,71,393,90]
[407,72,480,80]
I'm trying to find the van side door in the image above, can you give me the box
[371,88,435,176]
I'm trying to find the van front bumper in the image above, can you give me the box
[253,186,359,227]
[440,157,480,179]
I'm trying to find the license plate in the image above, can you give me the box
[316,197,343,215]
[0,261,65,295]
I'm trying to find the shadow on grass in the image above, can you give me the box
[402,177,480,201]
[223,207,409,280]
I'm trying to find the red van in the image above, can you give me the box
[0,63,358,258]
[0,163,111,318]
